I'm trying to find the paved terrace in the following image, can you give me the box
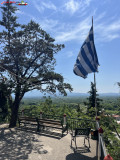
[0,124,98,160]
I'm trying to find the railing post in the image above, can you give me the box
[63,114,66,125]
[40,112,42,119]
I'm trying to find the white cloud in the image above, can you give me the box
[33,0,57,13]
[64,0,93,14]
[95,20,120,42]
[15,10,38,22]
[18,1,120,44]
[54,16,120,43]
[33,1,44,13]
[107,21,120,31]
[84,0,92,6]
[16,10,24,15]
[94,12,106,22]
[39,19,58,32]
[67,51,74,58]
[42,1,57,11]
[55,17,91,43]
[65,0,80,14]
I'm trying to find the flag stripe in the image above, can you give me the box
[77,50,93,73]
[87,42,95,62]
[90,42,98,70]
[81,48,96,72]
[93,44,99,65]
[73,66,87,78]
[75,59,88,76]
[84,44,94,65]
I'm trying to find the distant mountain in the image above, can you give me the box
[22,92,120,98]
[66,92,89,97]
[67,92,120,97]
[99,93,120,97]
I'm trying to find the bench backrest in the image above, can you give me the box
[18,116,65,127]
[18,116,37,122]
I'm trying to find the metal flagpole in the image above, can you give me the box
[92,17,99,159]
[92,17,97,117]
[94,72,97,117]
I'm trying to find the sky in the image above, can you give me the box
[0,0,120,96]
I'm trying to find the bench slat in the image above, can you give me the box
[38,120,61,125]
[38,118,61,123]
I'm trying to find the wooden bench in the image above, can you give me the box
[71,128,91,148]
[18,116,68,137]
[36,118,68,137]
[18,116,38,130]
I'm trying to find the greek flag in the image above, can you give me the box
[73,25,99,78]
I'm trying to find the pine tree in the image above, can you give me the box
[0,2,73,127]
[85,82,102,116]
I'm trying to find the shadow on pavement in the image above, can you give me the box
[38,129,67,140]
[0,127,48,160]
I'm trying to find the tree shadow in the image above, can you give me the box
[66,153,97,160]
[17,127,64,139]
[0,126,48,160]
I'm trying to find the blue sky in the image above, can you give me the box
[0,0,120,95]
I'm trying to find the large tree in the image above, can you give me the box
[0,1,73,127]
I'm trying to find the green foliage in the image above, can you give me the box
[0,78,12,122]
[100,115,120,160]
[100,96,120,114]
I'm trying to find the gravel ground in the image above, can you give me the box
[0,124,98,160]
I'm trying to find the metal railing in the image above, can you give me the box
[67,117,96,130]
[96,121,107,160]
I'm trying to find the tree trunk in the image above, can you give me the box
[9,84,25,128]
[9,99,20,128]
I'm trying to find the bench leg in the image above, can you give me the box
[84,137,85,146]
[37,124,39,132]
[71,139,72,147]
[61,130,63,137]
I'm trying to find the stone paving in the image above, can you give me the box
[0,124,98,160]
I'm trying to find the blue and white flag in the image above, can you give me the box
[73,25,99,78]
